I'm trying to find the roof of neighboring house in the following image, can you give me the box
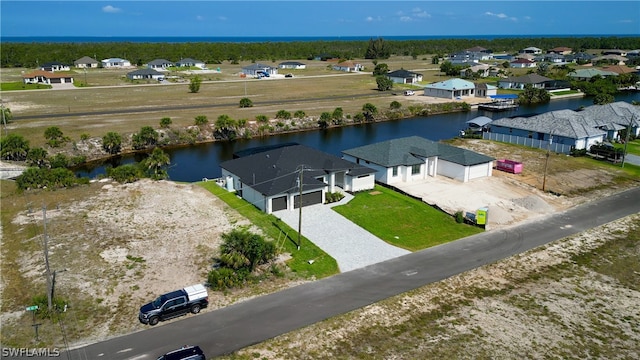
[567,68,619,78]
[220,144,375,197]
[22,70,73,79]
[334,61,360,67]
[41,61,67,67]
[279,61,305,66]
[522,47,542,51]
[424,78,475,91]
[147,59,174,66]
[387,69,423,78]
[592,55,628,61]
[74,56,99,64]
[474,83,497,90]
[600,65,637,74]
[102,58,129,63]
[342,136,494,167]
[500,74,552,84]
[491,110,607,139]
[511,58,536,64]
[242,63,273,70]
[578,101,640,127]
[549,47,572,52]
[127,69,164,76]
[467,116,493,127]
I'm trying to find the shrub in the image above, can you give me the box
[16,167,88,190]
[455,211,465,224]
[1,133,30,161]
[275,110,291,120]
[194,115,209,126]
[239,97,253,108]
[80,133,90,141]
[294,110,306,118]
[390,100,402,110]
[107,164,143,183]
[255,114,269,123]
[160,117,172,128]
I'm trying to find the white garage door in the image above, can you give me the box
[468,163,490,180]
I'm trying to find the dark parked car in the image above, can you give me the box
[157,345,205,360]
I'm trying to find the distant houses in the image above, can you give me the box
[278,61,306,70]
[175,58,206,69]
[74,56,99,68]
[386,69,423,84]
[101,58,132,68]
[126,69,165,81]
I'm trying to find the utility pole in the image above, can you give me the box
[297,165,304,250]
[42,205,53,311]
[1,103,7,136]
[621,115,634,168]
[542,134,552,192]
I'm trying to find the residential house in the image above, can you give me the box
[567,68,619,81]
[515,53,536,61]
[278,61,306,69]
[498,74,552,89]
[147,59,174,70]
[241,63,278,76]
[510,58,537,68]
[519,47,542,55]
[74,56,99,68]
[448,50,492,64]
[536,53,566,64]
[386,69,423,84]
[40,62,70,72]
[602,49,628,57]
[567,52,595,64]
[332,61,363,72]
[488,102,640,151]
[578,101,640,138]
[601,65,638,75]
[626,50,640,59]
[474,83,498,97]
[465,46,492,54]
[490,110,606,151]
[101,58,132,68]
[23,70,74,84]
[548,47,573,55]
[175,58,206,69]
[220,144,375,214]
[460,63,491,78]
[592,55,628,66]
[126,69,165,81]
[342,136,495,184]
[423,78,476,99]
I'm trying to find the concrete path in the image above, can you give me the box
[273,193,410,272]
[624,153,640,166]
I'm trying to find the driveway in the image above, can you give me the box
[273,193,410,272]
[624,153,640,166]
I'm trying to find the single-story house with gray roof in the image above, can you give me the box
[220,144,375,214]
[498,74,552,89]
[74,56,99,68]
[278,61,306,69]
[175,58,206,69]
[386,69,423,84]
[126,68,165,81]
[147,59,174,70]
[423,78,476,99]
[242,63,278,76]
[342,136,495,183]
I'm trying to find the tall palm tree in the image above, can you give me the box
[143,148,170,180]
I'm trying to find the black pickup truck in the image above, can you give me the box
[139,284,209,326]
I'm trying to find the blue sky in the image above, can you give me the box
[1,1,639,37]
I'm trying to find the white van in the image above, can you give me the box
[404,90,415,96]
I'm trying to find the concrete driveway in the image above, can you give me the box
[624,153,640,166]
[273,193,410,273]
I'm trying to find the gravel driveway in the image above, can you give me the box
[273,194,410,273]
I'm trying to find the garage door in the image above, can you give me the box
[293,191,322,208]
[271,196,287,212]
[468,163,489,180]
[50,78,61,83]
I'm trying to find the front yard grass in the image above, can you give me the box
[333,185,483,251]
[198,181,340,279]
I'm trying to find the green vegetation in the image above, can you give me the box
[0,82,51,90]
[188,75,202,93]
[198,181,340,279]
[333,185,483,251]
[15,167,89,190]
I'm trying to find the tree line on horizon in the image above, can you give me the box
[2,36,639,68]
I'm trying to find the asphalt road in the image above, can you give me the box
[8,186,640,360]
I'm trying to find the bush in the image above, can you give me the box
[208,267,241,291]
[160,117,172,128]
[455,210,465,224]
[107,164,143,183]
[275,110,291,120]
[194,115,209,126]
[239,97,253,108]
[16,167,88,190]
[325,192,345,204]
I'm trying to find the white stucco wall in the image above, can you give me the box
[437,161,466,182]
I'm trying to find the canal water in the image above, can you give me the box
[78,93,640,182]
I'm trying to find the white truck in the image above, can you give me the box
[139,284,209,326]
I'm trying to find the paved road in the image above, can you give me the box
[8,186,640,360]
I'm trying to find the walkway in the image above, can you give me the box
[273,193,410,273]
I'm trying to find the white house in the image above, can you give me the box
[520,47,542,55]
[510,58,537,68]
[74,56,99,68]
[175,58,206,69]
[40,62,70,72]
[332,61,363,72]
[423,78,475,99]
[220,144,375,214]
[147,59,174,70]
[498,74,552,89]
[23,70,74,85]
[342,136,495,184]
[101,58,132,68]
[278,61,306,69]
[241,63,278,77]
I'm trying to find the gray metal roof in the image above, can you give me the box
[220,144,375,197]
[342,136,494,167]
[127,69,163,76]
[491,110,606,139]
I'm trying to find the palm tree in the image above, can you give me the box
[143,148,170,180]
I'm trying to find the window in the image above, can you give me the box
[392,166,398,176]
[411,164,420,175]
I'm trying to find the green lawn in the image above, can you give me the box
[198,181,340,279]
[333,185,483,251]
[0,81,51,91]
